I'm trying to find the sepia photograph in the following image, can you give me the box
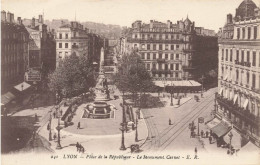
[1,0,260,165]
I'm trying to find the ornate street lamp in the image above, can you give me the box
[135,112,138,142]
[48,109,52,141]
[119,91,126,150]
[170,81,174,106]
[56,105,62,149]
[200,75,205,97]
[228,131,233,154]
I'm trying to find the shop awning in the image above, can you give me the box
[206,118,221,129]
[1,92,16,105]
[189,80,201,87]
[211,122,231,137]
[223,129,242,149]
[233,94,238,104]
[14,82,31,91]
[153,80,201,88]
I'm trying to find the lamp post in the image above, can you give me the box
[170,81,174,106]
[56,105,62,149]
[228,131,233,154]
[200,75,205,98]
[48,109,52,141]
[119,91,126,150]
[135,113,138,142]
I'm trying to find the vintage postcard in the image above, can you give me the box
[1,0,260,165]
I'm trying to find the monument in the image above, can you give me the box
[94,47,110,101]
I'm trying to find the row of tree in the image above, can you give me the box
[48,53,96,98]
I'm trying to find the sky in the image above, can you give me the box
[2,0,260,31]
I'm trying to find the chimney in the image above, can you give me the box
[32,17,35,28]
[167,20,171,28]
[6,12,11,23]
[39,15,43,23]
[227,14,233,24]
[10,13,14,23]
[1,10,6,22]
[17,17,22,25]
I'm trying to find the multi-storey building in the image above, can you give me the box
[56,21,105,67]
[24,15,56,81]
[1,11,29,94]
[216,0,260,147]
[126,19,217,82]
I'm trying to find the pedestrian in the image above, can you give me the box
[210,130,213,136]
[195,147,198,155]
[53,133,57,140]
[206,131,209,138]
[201,130,204,138]
[35,113,38,122]
[76,142,80,152]
[209,136,212,144]
[169,118,171,125]
[53,112,56,118]
[60,110,63,116]
[79,144,83,153]
[190,131,193,138]
[82,146,85,153]
[132,123,135,130]
[77,122,81,129]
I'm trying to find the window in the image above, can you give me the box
[236,50,239,61]
[141,44,145,49]
[171,45,174,50]
[241,50,244,62]
[135,34,137,38]
[142,53,145,59]
[170,54,174,60]
[176,45,179,49]
[65,33,68,39]
[59,43,62,48]
[153,44,156,50]
[175,72,179,78]
[247,51,250,62]
[230,49,232,62]
[147,64,150,70]
[248,27,251,39]
[165,45,169,50]
[165,64,168,70]
[153,53,156,59]
[242,28,245,39]
[252,74,256,88]
[159,63,162,70]
[171,35,174,40]
[152,63,156,69]
[176,64,179,70]
[142,34,145,39]
[176,34,179,39]
[159,44,162,50]
[165,54,168,60]
[170,64,173,70]
[159,34,162,40]
[59,33,62,39]
[147,53,150,60]
[147,44,150,50]
[65,52,68,56]
[236,70,239,81]
[222,49,224,60]
[237,28,240,39]
[176,54,179,60]
[65,43,68,48]
[254,26,257,39]
[226,49,228,61]
[247,72,250,84]
[165,35,168,40]
[252,52,256,66]
[159,54,162,59]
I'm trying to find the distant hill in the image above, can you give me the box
[44,19,122,39]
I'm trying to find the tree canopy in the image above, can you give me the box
[48,53,96,98]
[113,51,155,94]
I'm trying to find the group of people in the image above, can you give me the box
[76,142,85,153]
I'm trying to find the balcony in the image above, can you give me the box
[151,69,172,74]
[234,60,251,67]
[182,65,195,70]
[157,59,166,63]
[216,94,260,127]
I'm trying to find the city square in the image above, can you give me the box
[1,0,260,165]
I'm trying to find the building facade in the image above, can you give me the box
[125,19,217,81]
[1,11,29,94]
[216,0,260,147]
[55,21,105,67]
